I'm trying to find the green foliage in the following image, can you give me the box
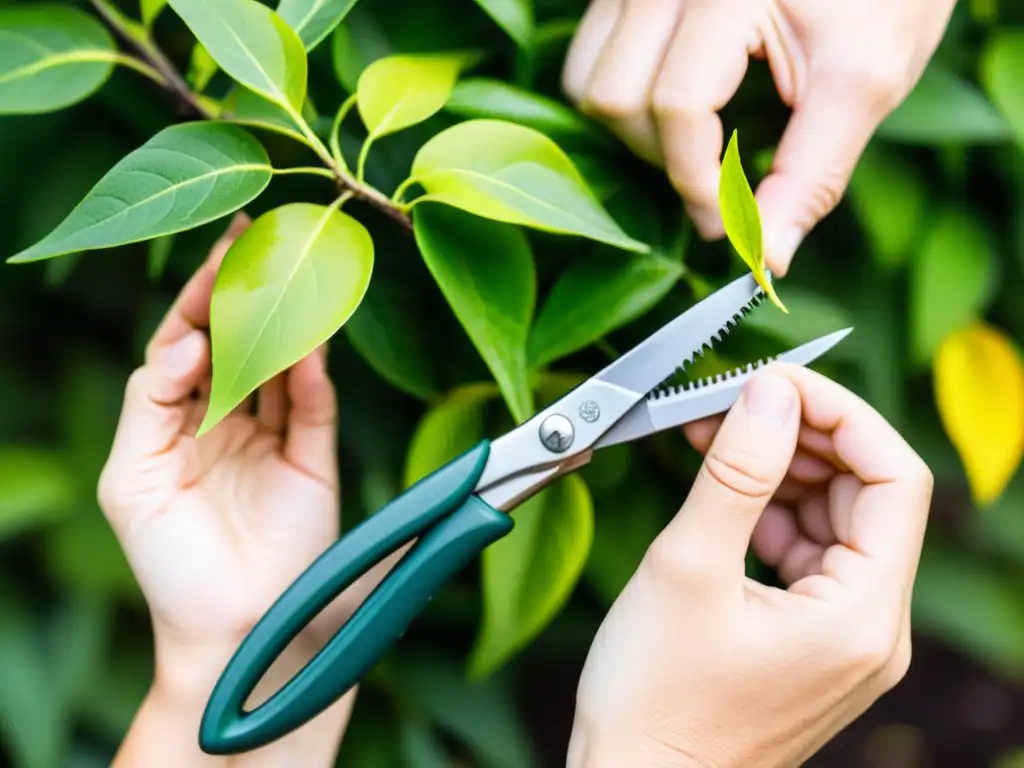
[3,0,1024,763]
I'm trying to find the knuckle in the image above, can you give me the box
[651,82,702,122]
[829,53,907,115]
[838,618,898,676]
[583,88,646,119]
[701,447,777,501]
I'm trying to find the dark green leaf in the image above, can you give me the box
[413,204,535,422]
[0,5,117,116]
[980,30,1024,149]
[147,234,174,282]
[445,77,594,138]
[410,119,648,252]
[167,0,307,111]
[0,448,76,540]
[909,207,996,365]
[585,483,663,605]
[47,591,112,709]
[471,0,532,48]
[8,123,273,263]
[470,474,593,678]
[277,0,359,51]
[201,202,374,434]
[43,508,142,602]
[398,718,451,768]
[330,11,394,93]
[878,64,1011,145]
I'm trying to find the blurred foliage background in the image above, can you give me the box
[3,0,1024,766]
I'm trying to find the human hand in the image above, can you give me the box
[561,0,957,275]
[99,215,361,766]
[567,364,933,767]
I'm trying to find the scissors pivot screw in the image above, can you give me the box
[578,400,601,423]
[539,414,574,452]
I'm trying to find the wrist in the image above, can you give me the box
[567,722,712,768]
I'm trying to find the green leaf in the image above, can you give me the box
[719,129,785,312]
[528,250,682,368]
[167,0,307,112]
[980,31,1024,150]
[277,0,359,51]
[345,274,441,402]
[909,207,996,365]
[222,86,306,144]
[398,718,450,768]
[7,123,272,264]
[413,204,535,423]
[0,5,117,116]
[0,448,76,540]
[43,508,141,602]
[585,483,663,605]
[140,0,167,27]
[445,77,594,138]
[200,201,374,435]
[470,474,594,678]
[410,119,647,253]
[398,653,539,768]
[471,0,532,48]
[47,590,112,710]
[877,64,1011,145]
[403,383,498,488]
[187,42,219,93]
[329,11,394,93]
[147,234,174,282]
[356,53,465,140]
[847,142,929,269]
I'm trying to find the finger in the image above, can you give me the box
[258,372,288,433]
[777,538,824,585]
[562,0,622,103]
[826,473,863,549]
[751,503,799,567]
[578,0,682,167]
[797,491,837,547]
[145,212,250,362]
[652,3,754,237]
[653,370,801,595]
[283,346,337,489]
[108,330,210,461]
[755,76,891,276]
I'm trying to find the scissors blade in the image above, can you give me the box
[592,272,763,398]
[592,328,853,449]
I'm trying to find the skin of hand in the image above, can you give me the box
[561,0,958,276]
[566,364,933,768]
[99,214,378,767]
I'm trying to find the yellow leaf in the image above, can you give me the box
[719,129,786,313]
[935,322,1024,507]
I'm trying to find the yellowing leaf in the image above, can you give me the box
[356,53,465,140]
[719,129,786,312]
[935,322,1024,507]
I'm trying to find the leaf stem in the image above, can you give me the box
[391,175,420,204]
[356,133,375,183]
[108,52,168,87]
[273,166,337,180]
[330,94,358,173]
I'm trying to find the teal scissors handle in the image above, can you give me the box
[198,440,514,755]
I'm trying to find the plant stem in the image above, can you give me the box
[109,53,169,87]
[330,94,358,173]
[273,166,337,180]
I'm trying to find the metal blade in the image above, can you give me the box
[592,273,763,398]
[593,328,853,449]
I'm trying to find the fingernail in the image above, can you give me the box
[743,373,797,428]
[166,332,200,376]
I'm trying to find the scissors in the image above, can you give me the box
[198,272,852,754]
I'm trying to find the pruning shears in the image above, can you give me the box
[198,272,852,754]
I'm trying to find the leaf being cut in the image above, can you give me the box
[935,322,1024,508]
[200,202,374,435]
[410,119,647,253]
[0,5,117,116]
[167,0,307,112]
[471,0,532,48]
[470,475,593,679]
[719,129,785,312]
[980,31,1024,150]
[414,204,535,423]
[8,123,273,263]
[277,0,359,51]
[357,53,466,140]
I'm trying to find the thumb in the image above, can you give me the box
[108,329,209,464]
[653,370,801,595]
[756,80,883,276]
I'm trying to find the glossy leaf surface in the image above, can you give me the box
[357,53,464,139]
[8,123,273,263]
[201,202,374,434]
[471,0,532,48]
[277,0,359,51]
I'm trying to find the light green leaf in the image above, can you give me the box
[470,474,593,678]
[330,12,393,93]
[0,5,117,116]
[528,251,683,368]
[980,31,1024,150]
[403,383,498,488]
[167,0,307,112]
[878,64,1011,145]
[7,123,272,263]
[140,0,167,27]
[909,207,996,365]
[719,129,785,312]
[0,448,76,540]
[222,86,307,144]
[413,204,535,423]
[410,119,648,253]
[277,0,359,51]
[445,77,594,138]
[187,42,218,93]
[471,0,532,48]
[200,202,374,435]
[847,142,929,269]
[357,53,465,141]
